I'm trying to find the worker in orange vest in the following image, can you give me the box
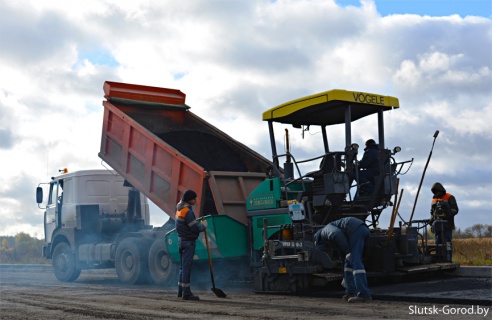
[175,190,206,300]
[429,182,459,261]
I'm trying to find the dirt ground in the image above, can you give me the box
[0,266,490,320]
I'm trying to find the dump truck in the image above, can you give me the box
[37,81,273,284]
[37,81,458,291]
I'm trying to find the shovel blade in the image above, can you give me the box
[211,287,227,298]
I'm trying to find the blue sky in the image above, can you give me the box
[79,49,120,68]
[338,0,491,17]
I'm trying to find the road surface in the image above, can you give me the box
[0,265,490,319]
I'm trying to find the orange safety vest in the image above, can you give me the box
[176,207,189,221]
[431,193,455,229]
[431,193,452,205]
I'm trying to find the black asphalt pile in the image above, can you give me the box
[158,131,249,214]
[158,131,248,172]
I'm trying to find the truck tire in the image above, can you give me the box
[52,242,81,282]
[148,239,178,285]
[115,238,149,284]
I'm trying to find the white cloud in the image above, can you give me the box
[394,51,490,91]
[0,0,491,238]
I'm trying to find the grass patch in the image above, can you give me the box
[452,238,492,266]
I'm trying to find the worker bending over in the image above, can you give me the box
[314,217,371,302]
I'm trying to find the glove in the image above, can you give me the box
[441,202,452,212]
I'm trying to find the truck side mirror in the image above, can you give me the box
[36,187,43,204]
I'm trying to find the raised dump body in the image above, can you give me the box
[99,81,272,224]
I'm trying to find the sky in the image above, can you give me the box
[0,0,491,239]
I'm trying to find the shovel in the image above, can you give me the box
[203,227,227,298]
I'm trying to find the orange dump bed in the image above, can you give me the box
[99,81,271,223]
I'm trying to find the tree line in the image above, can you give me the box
[0,232,47,264]
[452,224,492,239]
[1,224,491,264]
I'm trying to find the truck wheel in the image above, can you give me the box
[52,242,81,282]
[148,239,178,285]
[115,238,149,284]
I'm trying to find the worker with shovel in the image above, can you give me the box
[175,190,206,301]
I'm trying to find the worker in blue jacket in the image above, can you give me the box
[314,217,371,303]
[175,190,206,301]
[357,139,379,195]
[314,224,349,258]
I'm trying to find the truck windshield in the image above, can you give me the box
[48,181,63,206]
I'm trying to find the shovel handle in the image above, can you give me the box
[204,228,216,288]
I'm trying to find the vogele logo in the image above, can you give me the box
[352,93,385,105]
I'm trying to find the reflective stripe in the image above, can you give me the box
[178,282,183,286]
[345,253,351,261]
[176,217,185,222]
[353,269,366,275]
[344,268,352,272]
[181,283,190,288]
[188,220,197,227]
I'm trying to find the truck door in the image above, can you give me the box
[44,181,63,244]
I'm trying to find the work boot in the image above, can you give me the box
[182,294,199,301]
[348,296,372,303]
[342,294,356,302]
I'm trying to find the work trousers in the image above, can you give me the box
[344,225,371,297]
[178,239,196,296]
[434,225,453,262]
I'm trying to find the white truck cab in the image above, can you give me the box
[36,169,150,282]
[37,169,149,244]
